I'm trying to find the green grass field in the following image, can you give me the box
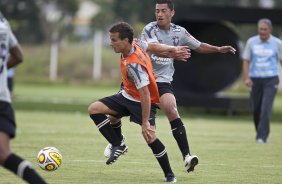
[0,83,281,183]
[0,111,282,184]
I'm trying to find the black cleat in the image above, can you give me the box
[165,173,177,183]
[106,145,128,165]
[104,134,126,158]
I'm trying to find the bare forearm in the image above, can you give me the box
[7,46,23,68]
[139,87,151,124]
[153,51,177,58]
[195,43,236,54]
[243,60,253,88]
[243,60,250,79]
[147,43,190,61]
[147,43,175,54]
[195,43,219,53]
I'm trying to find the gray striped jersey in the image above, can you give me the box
[141,21,201,83]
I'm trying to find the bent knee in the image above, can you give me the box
[163,106,179,119]
[0,150,11,165]
[88,101,102,115]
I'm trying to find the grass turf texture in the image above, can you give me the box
[1,83,281,183]
[0,110,281,184]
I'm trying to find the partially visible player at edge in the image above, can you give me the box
[105,0,236,173]
[88,22,190,182]
[0,12,47,184]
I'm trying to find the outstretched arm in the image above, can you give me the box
[195,43,236,54]
[147,43,191,61]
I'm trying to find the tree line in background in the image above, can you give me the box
[1,0,282,43]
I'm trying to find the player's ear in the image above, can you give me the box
[124,38,129,43]
[171,10,175,17]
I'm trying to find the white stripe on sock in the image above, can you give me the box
[97,118,110,129]
[171,128,177,132]
[155,149,167,158]
[17,160,33,178]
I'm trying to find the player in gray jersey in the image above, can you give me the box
[140,0,236,173]
[0,12,47,184]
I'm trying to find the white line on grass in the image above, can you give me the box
[71,160,151,164]
[71,160,282,169]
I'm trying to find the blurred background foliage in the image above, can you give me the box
[0,0,281,86]
[2,0,282,43]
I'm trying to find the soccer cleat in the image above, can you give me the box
[106,145,128,165]
[184,154,199,173]
[256,138,264,143]
[104,144,113,158]
[165,173,177,183]
[104,134,126,158]
[256,138,268,144]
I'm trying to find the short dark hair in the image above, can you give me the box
[109,22,134,44]
[155,0,174,11]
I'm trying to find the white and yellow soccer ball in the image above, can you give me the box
[37,147,62,171]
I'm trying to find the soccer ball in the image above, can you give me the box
[37,147,62,171]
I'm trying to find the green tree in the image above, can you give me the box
[0,0,43,43]
[36,0,79,42]
[0,0,78,43]
[90,0,116,30]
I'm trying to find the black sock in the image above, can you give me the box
[148,139,173,177]
[90,113,120,146]
[3,153,47,184]
[170,118,190,159]
[112,121,122,140]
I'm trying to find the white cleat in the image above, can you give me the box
[184,154,199,173]
[104,143,112,158]
[104,134,126,158]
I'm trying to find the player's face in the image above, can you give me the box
[258,22,271,41]
[109,32,128,53]
[155,3,174,30]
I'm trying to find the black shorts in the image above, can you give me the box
[99,93,157,126]
[157,82,174,97]
[0,101,16,138]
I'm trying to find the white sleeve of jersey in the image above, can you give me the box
[141,25,159,43]
[277,39,282,62]
[127,63,149,90]
[181,29,201,49]
[242,39,251,61]
[8,29,18,48]
[134,38,149,51]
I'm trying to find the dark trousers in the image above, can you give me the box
[251,76,279,141]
